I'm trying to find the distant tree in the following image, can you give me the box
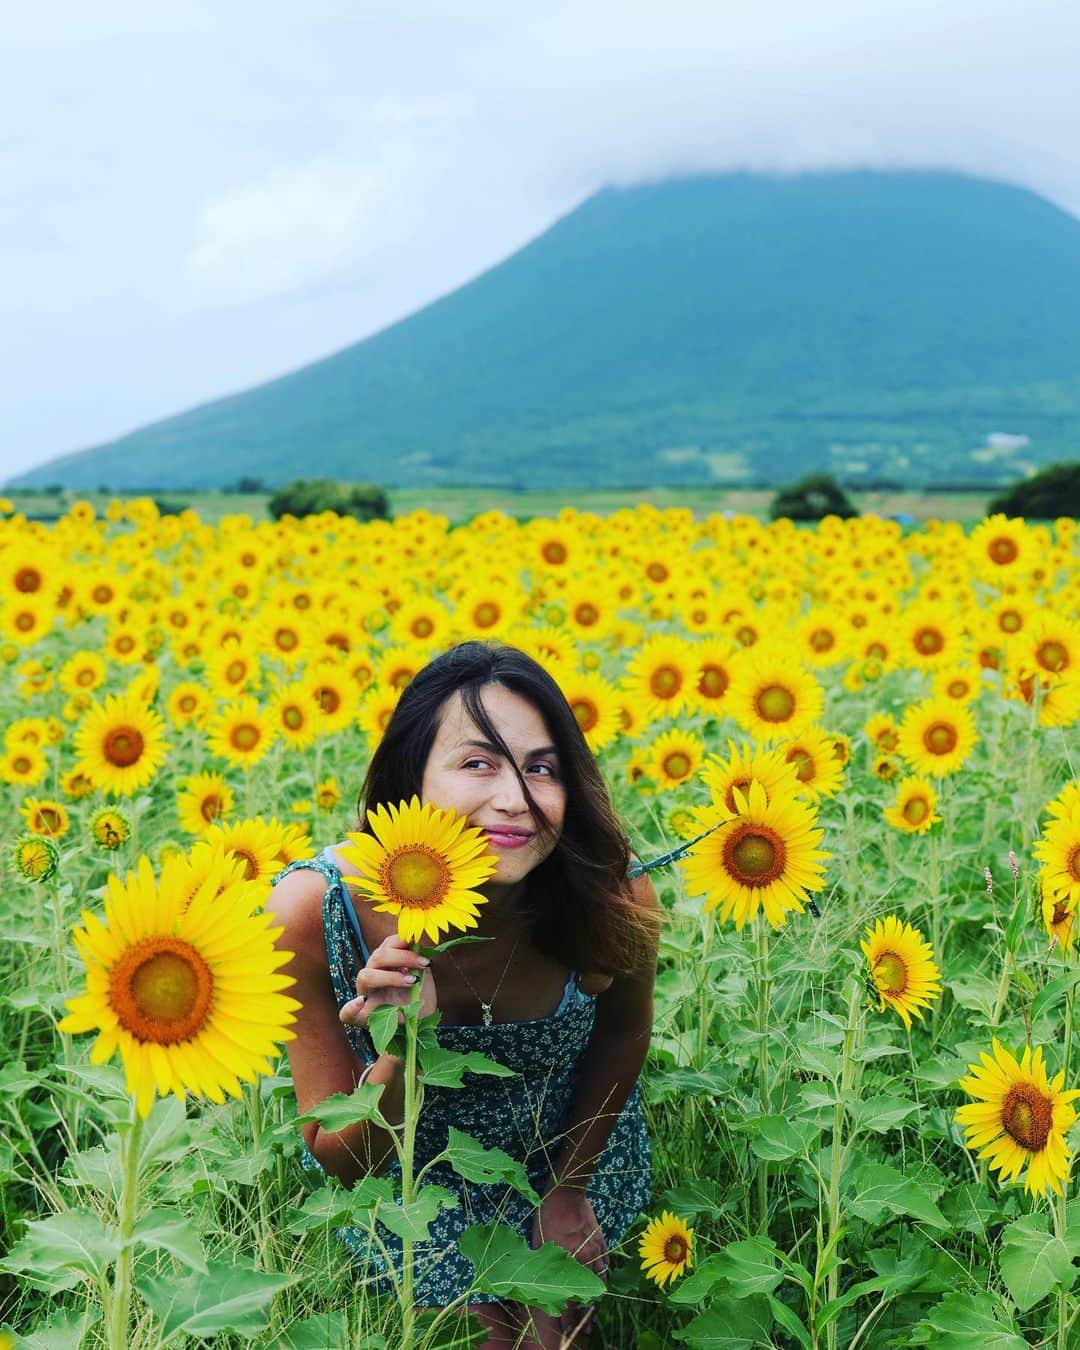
[230,476,265,494]
[988,461,1080,519]
[267,477,390,523]
[769,472,858,522]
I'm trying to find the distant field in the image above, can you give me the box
[4,486,995,526]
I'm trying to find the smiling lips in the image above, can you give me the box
[482,826,534,849]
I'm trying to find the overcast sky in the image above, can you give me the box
[3,0,1080,481]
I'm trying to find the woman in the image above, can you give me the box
[269,642,659,1347]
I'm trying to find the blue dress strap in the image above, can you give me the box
[271,853,376,1064]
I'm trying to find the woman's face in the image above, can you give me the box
[421,684,566,889]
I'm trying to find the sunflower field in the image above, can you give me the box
[0,495,1078,1348]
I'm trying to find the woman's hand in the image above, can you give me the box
[530,1185,607,1344]
[338,934,438,1028]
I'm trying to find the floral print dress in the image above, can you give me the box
[272,850,652,1306]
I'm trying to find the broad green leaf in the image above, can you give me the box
[766,1295,812,1350]
[418,1043,516,1088]
[1031,969,1080,1023]
[657,1178,737,1222]
[670,1295,773,1347]
[137,1258,296,1342]
[265,1311,351,1348]
[947,973,997,1021]
[907,1290,1027,1348]
[998,1211,1075,1311]
[942,1183,1003,1239]
[443,1128,540,1205]
[127,1207,208,1274]
[846,1163,949,1229]
[0,1059,44,1095]
[8,1305,100,1349]
[458,1222,604,1315]
[60,1141,122,1200]
[295,1082,386,1133]
[374,1186,458,1242]
[736,1114,817,1160]
[668,1240,783,1306]
[646,1067,738,1102]
[848,1096,920,1134]
[665,1254,728,1307]
[366,1002,399,1055]
[0,1209,120,1292]
[287,1177,395,1233]
[137,1096,192,1173]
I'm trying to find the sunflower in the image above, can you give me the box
[638,1212,694,1288]
[932,665,980,704]
[315,776,341,812]
[203,817,287,885]
[60,766,96,800]
[19,797,71,840]
[700,739,798,816]
[206,641,262,698]
[0,745,48,787]
[357,683,402,746]
[269,681,320,749]
[1042,886,1075,953]
[863,712,900,755]
[621,635,698,724]
[883,776,941,835]
[10,834,60,883]
[89,807,132,851]
[390,596,451,648]
[1023,614,1079,682]
[897,697,977,778]
[59,650,108,696]
[302,665,360,738]
[561,581,615,641]
[689,638,737,717]
[207,697,276,768]
[727,646,824,743]
[679,780,829,930]
[955,1039,1080,1196]
[177,772,235,837]
[0,594,56,647]
[872,754,902,782]
[860,915,941,1029]
[1034,802,1080,909]
[968,514,1035,579]
[777,726,845,801]
[73,692,170,797]
[900,601,964,670]
[57,853,299,1118]
[165,681,213,728]
[795,611,848,667]
[645,729,706,792]
[338,797,499,944]
[259,609,310,669]
[554,669,622,753]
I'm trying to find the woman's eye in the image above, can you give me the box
[529,762,557,777]
[462,759,491,770]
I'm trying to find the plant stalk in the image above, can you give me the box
[108,1104,144,1350]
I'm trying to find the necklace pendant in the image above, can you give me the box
[481,1003,493,1028]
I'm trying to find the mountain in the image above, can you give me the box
[13,170,1080,491]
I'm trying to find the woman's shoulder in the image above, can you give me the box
[266,854,332,958]
[578,972,615,995]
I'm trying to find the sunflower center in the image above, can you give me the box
[275,627,299,651]
[473,602,500,629]
[947,679,969,699]
[988,536,1020,565]
[542,541,568,565]
[923,722,958,755]
[725,825,786,886]
[999,610,1023,634]
[574,603,599,627]
[865,641,887,660]
[37,806,63,832]
[231,847,260,881]
[786,748,815,783]
[663,1235,688,1264]
[873,951,908,996]
[724,778,753,814]
[14,566,42,593]
[1053,901,1070,927]
[230,723,261,751]
[15,611,35,632]
[200,794,224,823]
[1001,1083,1053,1151]
[647,561,669,583]
[662,752,691,781]
[914,627,944,655]
[1037,641,1069,674]
[735,625,758,647]
[384,846,451,909]
[109,938,214,1045]
[115,635,136,654]
[698,665,728,699]
[571,698,599,732]
[76,668,96,686]
[902,796,929,825]
[412,617,434,639]
[281,705,304,731]
[104,725,145,767]
[810,628,835,652]
[315,686,341,714]
[876,728,899,752]
[225,660,247,684]
[756,685,795,723]
[650,665,682,698]
[1068,847,1080,884]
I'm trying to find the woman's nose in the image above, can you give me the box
[490,769,528,813]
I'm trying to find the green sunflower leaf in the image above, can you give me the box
[998,1211,1075,1312]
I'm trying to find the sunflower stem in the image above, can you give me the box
[108,1102,144,1350]
[1053,1188,1069,1350]
[398,968,423,1350]
[825,975,863,1350]
[755,916,771,1232]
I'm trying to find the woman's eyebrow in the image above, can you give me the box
[459,738,559,759]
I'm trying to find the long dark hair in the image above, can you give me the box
[357,641,657,976]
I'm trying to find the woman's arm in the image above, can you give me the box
[266,870,406,1187]
[546,871,659,1192]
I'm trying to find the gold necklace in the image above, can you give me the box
[445,932,523,1027]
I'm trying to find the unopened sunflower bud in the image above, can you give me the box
[984,867,993,897]
[1008,850,1019,879]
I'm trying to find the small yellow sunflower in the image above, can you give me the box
[0,745,49,787]
[883,776,941,835]
[19,797,71,839]
[1034,802,1080,910]
[638,1212,694,1288]
[203,817,288,885]
[727,646,824,743]
[554,669,623,753]
[338,797,499,944]
[89,807,132,851]
[621,635,698,724]
[860,915,941,1029]
[777,726,845,801]
[166,681,213,728]
[58,853,299,1118]
[1042,887,1075,952]
[700,739,798,816]
[73,692,170,797]
[955,1039,1080,1196]
[968,514,1035,579]
[897,697,977,778]
[177,772,235,837]
[645,729,706,792]
[207,696,276,767]
[679,780,829,931]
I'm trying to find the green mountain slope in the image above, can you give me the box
[14,170,1080,490]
